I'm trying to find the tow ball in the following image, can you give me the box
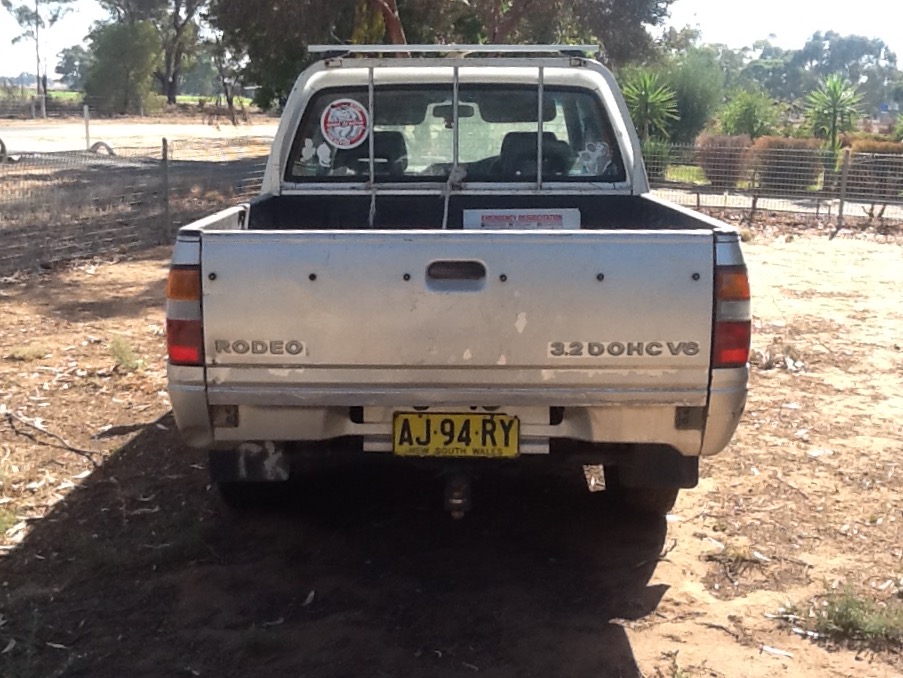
[444,473,472,519]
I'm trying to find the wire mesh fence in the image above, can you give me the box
[2,136,902,276]
[646,141,903,225]
[0,94,93,120]
[0,137,269,276]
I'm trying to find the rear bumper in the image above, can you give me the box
[168,365,212,448]
[701,367,748,456]
[204,366,712,407]
[169,367,747,458]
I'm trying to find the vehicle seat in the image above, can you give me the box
[332,131,408,176]
[497,131,574,178]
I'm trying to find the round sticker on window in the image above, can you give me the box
[320,98,371,149]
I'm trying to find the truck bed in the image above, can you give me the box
[245,193,720,231]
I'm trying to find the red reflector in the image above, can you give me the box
[713,321,751,368]
[167,319,204,366]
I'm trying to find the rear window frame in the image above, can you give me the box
[283,83,627,185]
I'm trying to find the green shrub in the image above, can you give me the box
[810,590,903,645]
[751,136,823,194]
[720,89,779,139]
[894,115,903,142]
[642,139,671,181]
[846,140,903,202]
[696,135,750,190]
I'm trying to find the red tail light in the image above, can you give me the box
[167,318,204,366]
[713,321,751,368]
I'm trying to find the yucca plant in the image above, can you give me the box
[622,70,679,142]
[806,74,863,151]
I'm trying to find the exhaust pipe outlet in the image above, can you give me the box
[444,473,472,519]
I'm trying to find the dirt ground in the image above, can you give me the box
[0,218,902,677]
[0,115,279,154]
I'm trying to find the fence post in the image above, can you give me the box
[30,97,36,119]
[748,168,759,225]
[162,138,171,242]
[837,148,851,229]
[84,105,90,150]
[40,94,46,119]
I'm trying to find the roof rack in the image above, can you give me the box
[308,44,600,58]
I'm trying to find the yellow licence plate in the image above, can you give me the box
[393,412,520,458]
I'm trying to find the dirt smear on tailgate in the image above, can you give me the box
[1,226,902,677]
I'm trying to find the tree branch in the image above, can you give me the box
[367,0,406,45]
[4,410,101,467]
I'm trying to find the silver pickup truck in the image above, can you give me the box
[166,45,750,516]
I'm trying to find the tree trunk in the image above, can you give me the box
[34,0,41,97]
[166,73,180,105]
[213,39,237,126]
[160,42,180,105]
[122,66,131,115]
[368,0,407,45]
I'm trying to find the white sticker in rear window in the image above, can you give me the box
[463,208,581,230]
[320,98,371,149]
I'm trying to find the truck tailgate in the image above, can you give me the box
[201,230,714,406]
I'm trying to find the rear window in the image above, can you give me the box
[285,85,625,183]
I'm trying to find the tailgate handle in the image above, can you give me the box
[427,260,486,281]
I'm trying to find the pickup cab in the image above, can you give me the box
[165,45,750,516]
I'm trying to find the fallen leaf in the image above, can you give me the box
[807,448,833,459]
[760,644,793,659]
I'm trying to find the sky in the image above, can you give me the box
[1,0,106,77]
[665,0,903,57]
[1,0,903,78]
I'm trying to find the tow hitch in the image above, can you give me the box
[444,473,472,519]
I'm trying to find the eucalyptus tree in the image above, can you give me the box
[98,0,207,103]
[206,0,677,109]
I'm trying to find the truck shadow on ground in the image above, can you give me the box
[1,415,668,678]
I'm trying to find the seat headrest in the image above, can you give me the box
[499,131,559,159]
[333,130,408,175]
[498,131,573,178]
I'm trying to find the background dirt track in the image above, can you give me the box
[0,117,279,153]
[0,225,902,676]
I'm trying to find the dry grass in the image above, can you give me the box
[4,345,50,362]
[109,337,142,371]
[779,590,903,651]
